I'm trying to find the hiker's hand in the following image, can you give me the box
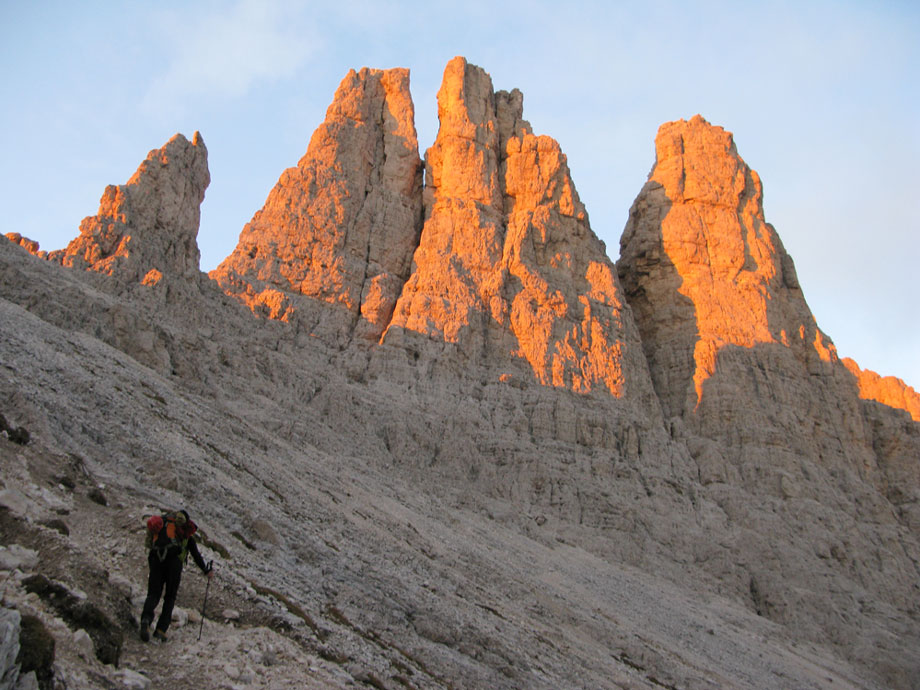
[206,569,215,579]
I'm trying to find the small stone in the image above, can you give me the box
[73,629,94,659]
[87,487,107,506]
[116,668,152,690]
[250,519,280,546]
[0,545,39,572]
[14,670,39,690]
[1,607,22,683]
[171,607,188,628]
[0,489,30,516]
[38,518,70,536]
[108,572,136,599]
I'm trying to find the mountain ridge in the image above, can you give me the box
[2,57,919,689]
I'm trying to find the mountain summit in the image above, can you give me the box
[212,67,423,342]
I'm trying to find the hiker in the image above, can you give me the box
[140,509,213,642]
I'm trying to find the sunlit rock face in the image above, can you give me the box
[4,233,41,256]
[50,132,209,285]
[618,116,838,415]
[385,57,649,397]
[616,116,876,457]
[843,357,920,422]
[616,113,920,528]
[210,67,423,342]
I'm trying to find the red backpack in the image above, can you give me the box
[145,511,198,561]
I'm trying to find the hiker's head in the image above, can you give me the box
[177,510,190,525]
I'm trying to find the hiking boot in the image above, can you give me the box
[153,629,168,642]
[140,620,150,642]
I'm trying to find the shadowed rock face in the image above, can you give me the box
[50,132,209,285]
[210,67,424,342]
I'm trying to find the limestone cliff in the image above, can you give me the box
[618,116,920,677]
[210,67,423,342]
[50,132,209,286]
[618,116,886,482]
[618,116,836,415]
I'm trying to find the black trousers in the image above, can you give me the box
[141,549,184,633]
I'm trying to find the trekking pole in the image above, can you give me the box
[198,560,213,641]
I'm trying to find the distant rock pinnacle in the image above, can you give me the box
[52,132,209,285]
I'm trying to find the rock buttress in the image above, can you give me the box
[617,116,920,681]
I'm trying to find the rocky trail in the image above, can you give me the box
[0,420,883,690]
[0,294,890,688]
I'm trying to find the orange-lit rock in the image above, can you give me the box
[50,133,209,284]
[211,67,423,341]
[141,268,163,287]
[843,357,920,421]
[617,118,920,676]
[385,57,647,396]
[4,232,43,257]
[616,115,910,498]
[618,116,835,415]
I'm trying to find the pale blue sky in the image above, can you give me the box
[2,1,918,390]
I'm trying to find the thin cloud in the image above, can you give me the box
[142,0,318,115]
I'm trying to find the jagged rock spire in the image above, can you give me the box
[52,132,209,285]
[385,57,651,397]
[210,67,423,341]
[617,115,838,416]
[615,116,908,502]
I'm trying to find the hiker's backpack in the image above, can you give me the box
[145,511,198,562]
